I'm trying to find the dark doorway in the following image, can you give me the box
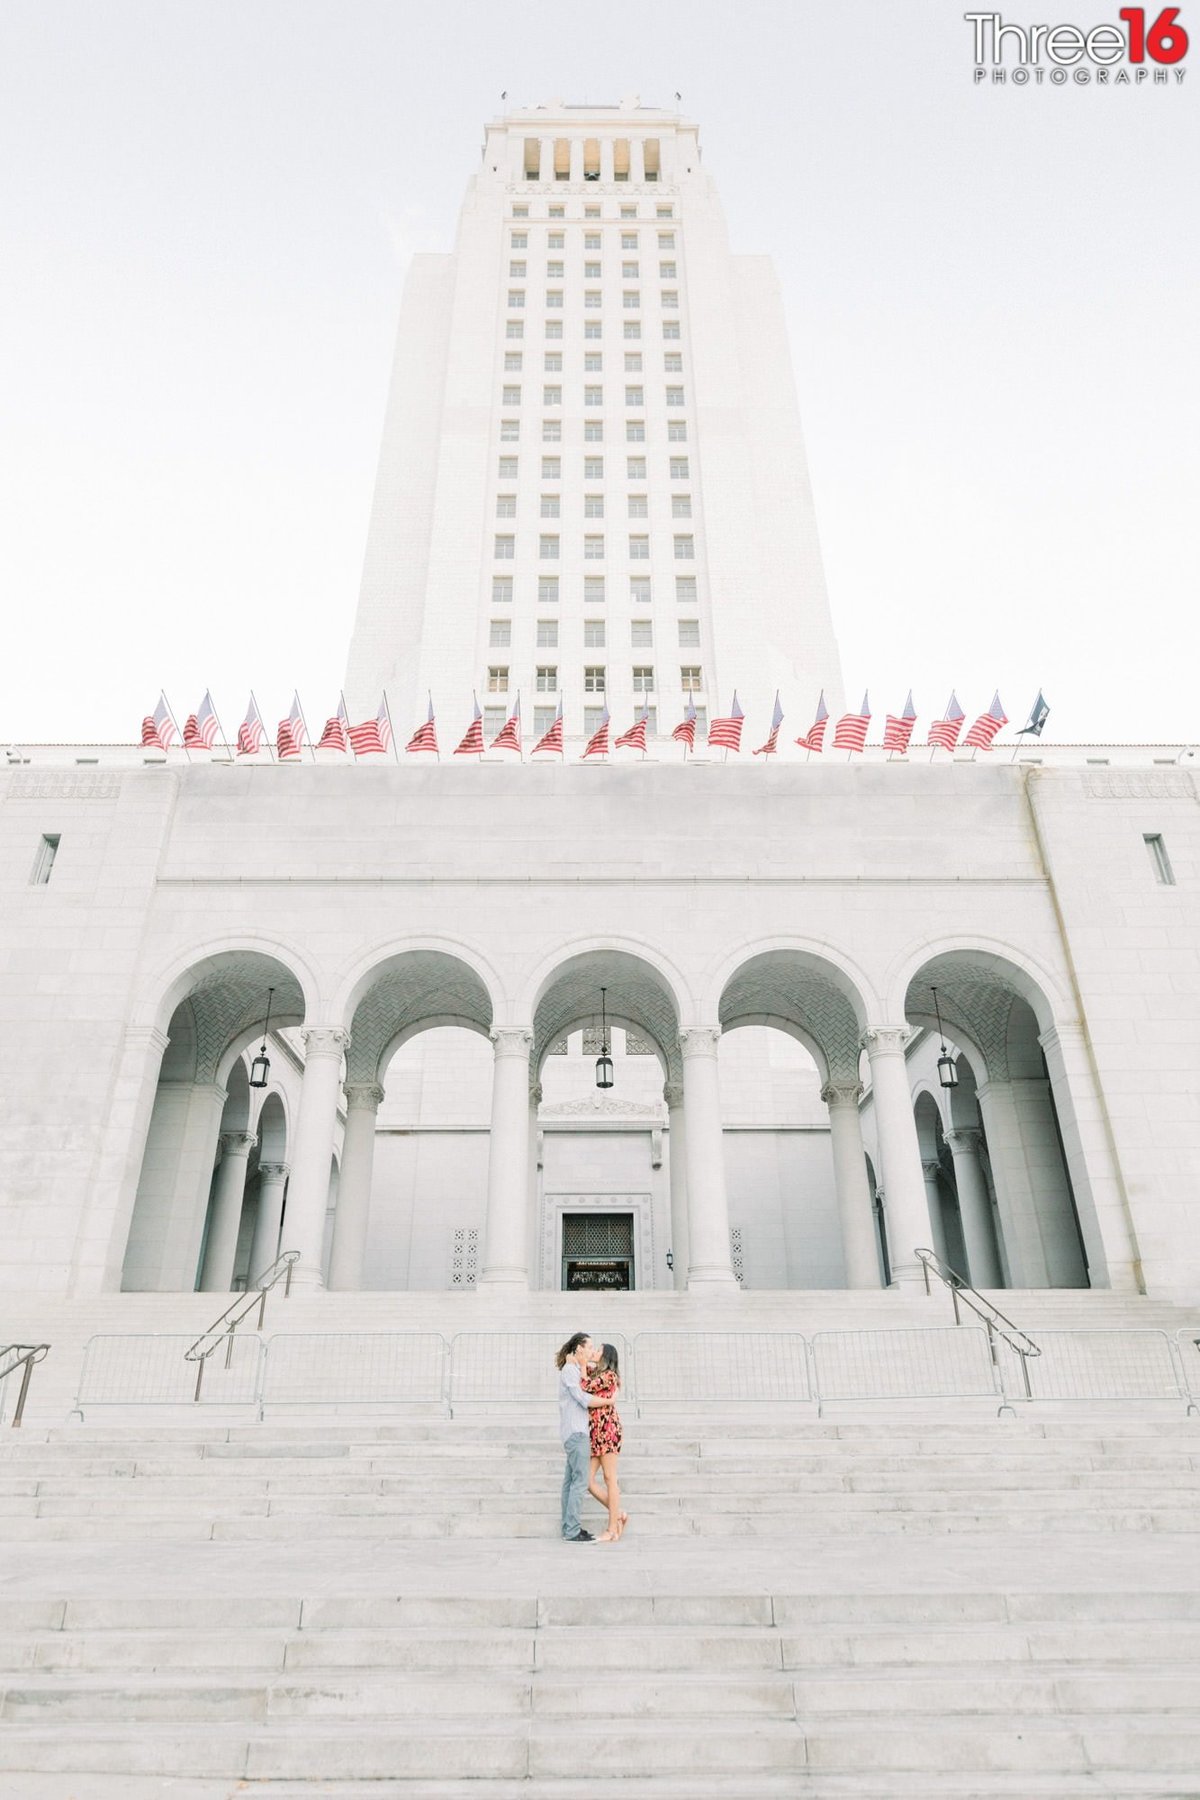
[562,1213,635,1291]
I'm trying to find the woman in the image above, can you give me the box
[583,1342,628,1542]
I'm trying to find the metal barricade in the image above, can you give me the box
[76,1333,263,1416]
[811,1327,999,1403]
[448,1331,633,1409]
[1017,1329,1189,1403]
[261,1333,449,1411]
[1176,1330,1200,1415]
[632,1331,811,1404]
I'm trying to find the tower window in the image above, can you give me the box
[584,619,606,647]
[549,204,565,218]
[666,386,685,407]
[584,320,602,339]
[584,261,601,279]
[672,495,692,518]
[625,385,644,407]
[583,420,604,442]
[633,666,655,693]
[622,291,640,310]
[660,262,677,279]
[487,666,509,693]
[669,456,689,479]
[546,290,563,309]
[667,420,688,442]
[539,535,560,559]
[540,494,560,518]
[547,261,564,279]
[584,385,603,407]
[663,320,681,339]
[585,232,601,250]
[584,666,607,692]
[584,455,604,478]
[626,420,645,442]
[681,666,703,692]
[502,385,521,405]
[492,576,513,604]
[30,833,59,885]
[496,494,516,517]
[674,535,695,559]
[1145,834,1176,885]
[536,665,558,692]
[543,385,562,406]
[538,575,559,604]
[548,231,565,248]
[623,322,642,340]
[507,290,525,308]
[543,352,561,372]
[489,619,511,647]
[545,319,563,339]
[494,535,514,559]
[664,352,683,373]
[498,456,518,478]
[630,576,651,605]
[622,261,640,279]
[627,456,647,479]
[537,619,559,647]
[629,534,650,560]
[505,320,524,340]
[541,456,560,479]
[676,576,697,604]
[509,260,526,278]
[621,233,638,250]
[631,620,653,647]
[678,618,700,647]
[584,493,604,517]
[658,232,675,249]
[542,420,562,442]
[628,494,648,518]
[584,576,605,604]
[584,291,602,309]
[661,290,679,309]
[584,352,603,373]
[584,535,605,560]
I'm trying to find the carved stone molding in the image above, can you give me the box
[343,1083,386,1113]
[921,1159,942,1183]
[539,1095,664,1120]
[861,1025,912,1057]
[219,1132,257,1157]
[1085,769,1194,802]
[821,1080,863,1111]
[6,772,121,802]
[945,1128,983,1156]
[258,1162,289,1182]
[301,1027,350,1060]
[678,1025,722,1059]
[491,1027,534,1060]
[662,1082,685,1111]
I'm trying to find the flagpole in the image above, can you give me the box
[164,693,192,763]
[210,695,233,763]
[251,690,275,762]
[430,691,440,763]
[295,692,317,763]
[339,691,355,760]
[382,691,399,763]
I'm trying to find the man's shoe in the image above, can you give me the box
[567,1529,594,1542]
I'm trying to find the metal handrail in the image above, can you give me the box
[183,1250,299,1402]
[916,1246,1041,1402]
[0,1343,50,1427]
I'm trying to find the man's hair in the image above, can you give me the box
[555,1331,591,1369]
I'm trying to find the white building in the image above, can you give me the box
[1,104,1198,1308]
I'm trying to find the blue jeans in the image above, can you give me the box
[561,1431,590,1538]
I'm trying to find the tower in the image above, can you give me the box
[345,99,844,746]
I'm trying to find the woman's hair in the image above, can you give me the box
[555,1331,590,1369]
[594,1342,620,1380]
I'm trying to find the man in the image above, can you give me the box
[556,1332,609,1542]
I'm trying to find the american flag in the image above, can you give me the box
[1018,690,1050,737]
[454,695,485,757]
[183,690,220,750]
[348,696,392,756]
[583,704,611,760]
[671,697,697,752]
[883,691,917,754]
[615,706,649,753]
[833,692,870,753]
[236,695,265,756]
[490,694,522,754]
[317,696,349,752]
[532,698,564,756]
[964,690,1007,750]
[140,692,176,750]
[796,692,829,754]
[928,691,965,751]
[406,694,439,755]
[277,692,305,761]
[753,692,784,757]
[708,691,744,753]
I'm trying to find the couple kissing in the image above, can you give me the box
[556,1331,629,1543]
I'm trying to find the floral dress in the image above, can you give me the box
[582,1368,622,1456]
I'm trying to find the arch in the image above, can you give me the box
[886,935,1071,1034]
[704,936,878,1030]
[219,1060,251,1134]
[718,1013,831,1085]
[716,947,872,1082]
[132,934,321,1036]
[344,948,496,1085]
[254,1091,288,1163]
[333,933,507,1030]
[528,946,685,1082]
[519,933,694,1025]
[902,949,1061,1088]
[911,1082,949,1147]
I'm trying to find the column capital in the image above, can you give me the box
[662,1081,685,1110]
[944,1127,983,1155]
[1038,1021,1085,1055]
[491,1026,533,1059]
[921,1158,942,1182]
[679,1025,721,1060]
[219,1131,257,1157]
[258,1161,289,1181]
[862,1025,913,1058]
[821,1079,863,1110]
[301,1027,351,1061]
[343,1082,385,1113]
[529,1081,543,1107]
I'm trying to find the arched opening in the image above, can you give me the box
[240,1091,289,1287]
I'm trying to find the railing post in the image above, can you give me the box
[257,1288,268,1331]
[193,1355,205,1404]
[284,1257,294,1299]
[12,1356,35,1429]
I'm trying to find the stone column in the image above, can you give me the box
[327,1083,384,1290]
[478,1028,533,1288]
[630,137,646,183]
[75,1024,170,1295]
[1040,1022,1140,1292]
[944,1128,1002,1287]
[247,1162,288,1285]
[568,138,583,183]
[822,1081,881,1289]
[527,1081,543,1288]
[1009,1075,1088,1287]
[539,136,554,183]
[600,138,615,183]
[283,1028,350,1290]
[862,1026,932,1290]
[200,1132,256,1292]
[975,1078,1043,1287]
[664,1081,689,1291]
[679,1027,738,1289]
[921,1160,950,1265]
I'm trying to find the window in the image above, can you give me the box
[1145,833,1176,885]
[674,534,695,559]
[584,493,604,517]
[672,495,692,517]
[664,352,683,373]
[536,619,558,648]
[631,619,653,647]
[30,833,59,884]
[548,231,565,248]
[657,204,673,218]
[583,420,604,442]
[543,384,561,405]
[584,320,602,339]
[661,290,679,309]
[681,666,703,692]
[621,232,638,249]
[496,494,516,517]
[538,575,559,604]
[585,204,600,217]
[539,534,560,559]
[669,455,689,479]
[626,419,645,442]
[628,494,648,518]
[541,456,560,478]
[508,289,525,308]
[660,261,677,279]
[666,386,684,407]
[629,534,650,559]
[545,318,563,339]
[509,260,526,277]
[489,619,511,647]
[484,708,506,739]
[536,665,558,693]
[584,455,604,478]
[534,705,557,737]
[630,575,651,605]
[625,385,644,406]
[676,575,697,604]
[542,419,561,442]
[627,456,647,479]
[512,204,529,218]
[658,232,675,249]
[494,534,514,559]
[498,456,518,478]
[668,420,688,441]
[585,351,603,372]
[622,291,640,309]
[502,385,521,406]
[543,352,562,372]
[622,261,640,278]
[584,261,601,278]
[585,232,601,249]
[584,534,605,560]
[663,319,680,339]
[625,352,643,372]
[642,707,658,734]
[584,705,606,735]
[540,493,560,517]
[633,666,654,692]
[678,618,700,647]
[584,618,606,647]
[584,575,606,604]
[584,665,607,693]
[623,321,641,339]
[492,575,513,604]
[549,204,564,217]
[487,666,509,693]
[546,290,563,309]
[584,385,602,407]
[547,260,564,278]
[621,204,636,218]
[505,320,524,339]
[584,290,602,309]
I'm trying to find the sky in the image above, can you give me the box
[1,0,1197,745]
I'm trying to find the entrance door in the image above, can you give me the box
[562,1213,635,1291]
